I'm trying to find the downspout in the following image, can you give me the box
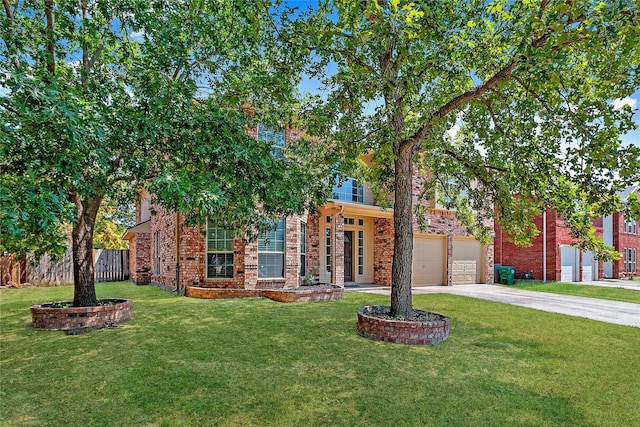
[175,212,181,295]
[543,209,547,283]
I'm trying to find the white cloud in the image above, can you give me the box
[611,96,638,110]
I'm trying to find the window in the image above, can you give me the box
[325,227,331,273]
[624,248,637,273]
[344,217,355,225]
[358,218,364,226]
[625,219,637,234]
[300,222,307,277]
[259,219,285,278]
[332,178,364,203]
[153,231,160,275]
[206,225,235,278]
[258,124,285,157]
[358,230,364,275]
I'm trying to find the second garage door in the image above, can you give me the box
[412,236,445,286]
[452,238,483,284]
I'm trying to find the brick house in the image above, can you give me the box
[494,187,639,282]
[124,127,494,294]
[602,187,640,279]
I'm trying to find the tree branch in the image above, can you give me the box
[511,74,551,113]
[409,59,520,153]
[2,0,14,23]
[44,0,55,75]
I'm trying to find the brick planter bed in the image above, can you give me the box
[261,285,344,303]
[31,298,133,331]
[357,305,450,346]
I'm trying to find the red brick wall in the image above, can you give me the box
[494,209,607,281]
[129,232,151,284]
[494,210,561,281]
[374,218,394,285]
[614,212,640,278]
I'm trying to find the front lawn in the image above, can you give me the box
[508,281,640,303]
[1,282,639,426]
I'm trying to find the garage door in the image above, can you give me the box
[412,236,445,286]
[453,239,483,284]
[560,246,577,282]
[582,251,595,281]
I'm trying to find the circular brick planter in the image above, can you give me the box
[357,305,450,345]
[262,285,344,303]
[31,298,133,331]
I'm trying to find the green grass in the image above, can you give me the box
[508,281,640,303]
[1,283,639,427]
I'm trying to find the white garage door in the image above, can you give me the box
[582,251,595,281]
[412,236,445,286]
[453,239,483,284]
[560,246,577,282]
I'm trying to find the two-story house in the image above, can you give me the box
[124,127,494,296]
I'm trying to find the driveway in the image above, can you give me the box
[346,284,640,328]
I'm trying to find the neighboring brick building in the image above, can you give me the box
[124,129,494,294]
[603,187,640,279]
[494,187,639,282]
[494,209,603,282]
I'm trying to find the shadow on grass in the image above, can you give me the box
[0,283,637,426]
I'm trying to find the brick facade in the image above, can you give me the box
[127,144,492,291]
[494,209,607,282]
[128,232,151,285]
[612,212,640,278]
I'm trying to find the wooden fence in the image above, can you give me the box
[94,249,130,282]
[0,249,129,286]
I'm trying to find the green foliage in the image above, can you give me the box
[0,1,333,301]
[290,0,640,264]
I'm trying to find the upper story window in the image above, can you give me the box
[624,219,637,234]
[332,178,363,203]
[257,124,285,157]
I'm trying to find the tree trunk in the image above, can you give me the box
[390,142,414,318]
[71,193,103,307]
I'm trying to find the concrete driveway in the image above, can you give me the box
[346,284,640,328]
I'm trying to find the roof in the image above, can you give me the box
[618,185,639,202]
[122,220,151,240]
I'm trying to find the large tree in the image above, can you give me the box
[0,0,330,306]
[292,0,640,317]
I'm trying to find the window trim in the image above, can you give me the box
[153,231,160,276]
[358,229,364,275]
[258,219,286,279]
[300,222,307,277]
[325,227,331,273]
[206,224,235,279]
[257,123,285,157]
[332,178,364,203]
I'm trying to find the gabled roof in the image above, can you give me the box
[618,185,639,203]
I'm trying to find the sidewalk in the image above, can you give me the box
[346,284,640,328]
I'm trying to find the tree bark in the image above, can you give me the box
[71,193,103,306]
[390,142,414,318]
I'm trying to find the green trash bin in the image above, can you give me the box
[498,266,516,285]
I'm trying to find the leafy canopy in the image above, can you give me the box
[0,0,333,259]
[293,0,640,260]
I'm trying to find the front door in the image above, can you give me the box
[344,231,353,282]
